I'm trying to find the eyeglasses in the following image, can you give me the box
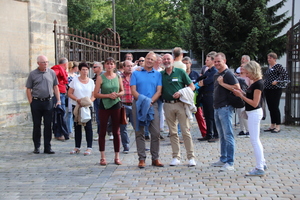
[39,61,49,64]
[139,60,145,62]
[93,66,99,68]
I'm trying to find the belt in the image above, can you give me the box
[122,102,132,106]
[33,97,52,101]
[164,100,181,104]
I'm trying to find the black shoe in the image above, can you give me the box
[198,136,211,141]
[145,135,150,140]
[208,138,219,142]
[44,149,55,154]
[159,135,165,140]
[33,148,40,154]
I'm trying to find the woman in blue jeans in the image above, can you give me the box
[233,61,267,176]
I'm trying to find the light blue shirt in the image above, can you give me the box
[130,68,162,98]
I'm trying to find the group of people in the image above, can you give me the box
[26,49,289,177]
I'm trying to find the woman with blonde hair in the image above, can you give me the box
[233,61,267,176]
[94,57,124,165]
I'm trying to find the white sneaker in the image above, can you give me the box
[211,160,225,167]
[219,163,234,171]
[188,158,196,167]
[93,137,98,141]
[109,135,114,140]
[169,158,180,166]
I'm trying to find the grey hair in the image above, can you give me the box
[182,56,192,64]
[242,55,250,61]
[94,62,103,69]
[58,57,68,64]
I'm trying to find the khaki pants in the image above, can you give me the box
[163,102,195,160]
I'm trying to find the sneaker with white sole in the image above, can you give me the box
[188,158,196,167]
[169,158,180,166]
[109,135,114,140]
[245,168,265,176]
[219,163,234,171]
[211,160,225,167]
[264,165,268,171]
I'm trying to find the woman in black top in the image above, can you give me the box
[263,52,289,133]
[233,61,266,176]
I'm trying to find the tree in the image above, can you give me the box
[67,0,191,49]
[68,0,112,35]
[188,0,291,68]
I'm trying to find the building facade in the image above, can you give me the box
[0,0,67,127]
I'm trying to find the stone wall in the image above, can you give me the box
[0,0,67,127]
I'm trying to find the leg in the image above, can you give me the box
[110,108,121,153]
[194,107,207,137]
[177,102,195,160]
[84,107,93,148]
[30,100,42,149]
[247,108,265,170]
[43,100,54,151]
[148,102,160,160]
[132,101,146,161]
[164,103,180,159]
[215,106,235,165]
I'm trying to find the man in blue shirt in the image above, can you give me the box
[130,51,164,168]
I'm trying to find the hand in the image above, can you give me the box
[56,101,61,107]
[272,80,278,85]
[232,89,243,98]
[199,80,204,87]
[172,92,180,99]
[76,99,81,106]
[110,92,118,99]
[217,76,224,85]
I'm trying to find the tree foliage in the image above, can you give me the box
[68,0,191,49]
[188,0,291,67]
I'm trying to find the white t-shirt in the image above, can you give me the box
[69,76,95,106]
[173,61,187,71]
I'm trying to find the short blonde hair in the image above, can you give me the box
[243,61,262,80]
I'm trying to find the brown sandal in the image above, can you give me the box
[100,158,107,166]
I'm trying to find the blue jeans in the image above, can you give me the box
[214,106,235,166]
[120,105,133,151]
[93,98,100,134]
[53,93,66,137]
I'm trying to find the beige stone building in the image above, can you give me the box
[0,0,67,127]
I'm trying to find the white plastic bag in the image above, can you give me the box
[80,107,91,123]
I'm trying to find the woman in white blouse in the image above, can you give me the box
[68,62,95,155]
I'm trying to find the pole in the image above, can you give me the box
[291,0,295,27]
[112,0,116,32]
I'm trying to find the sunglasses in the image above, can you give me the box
[139,60,145,62]
[93,66,99,68]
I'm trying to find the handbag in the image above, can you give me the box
[120,106,127,125]
[80,107,91,123]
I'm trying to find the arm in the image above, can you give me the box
[234,89,261,108]
[116,76,125,97]
[130,85,139,100]
[26,88,32,104]
[53,85,61,105]
[151,85,162,103]
[217,76,240,91]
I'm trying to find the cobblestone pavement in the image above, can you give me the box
[0,119,299,200]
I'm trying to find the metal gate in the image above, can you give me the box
[285,20,300,125]
[53,20,120,64]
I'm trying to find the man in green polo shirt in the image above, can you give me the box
[161,53,196,167]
